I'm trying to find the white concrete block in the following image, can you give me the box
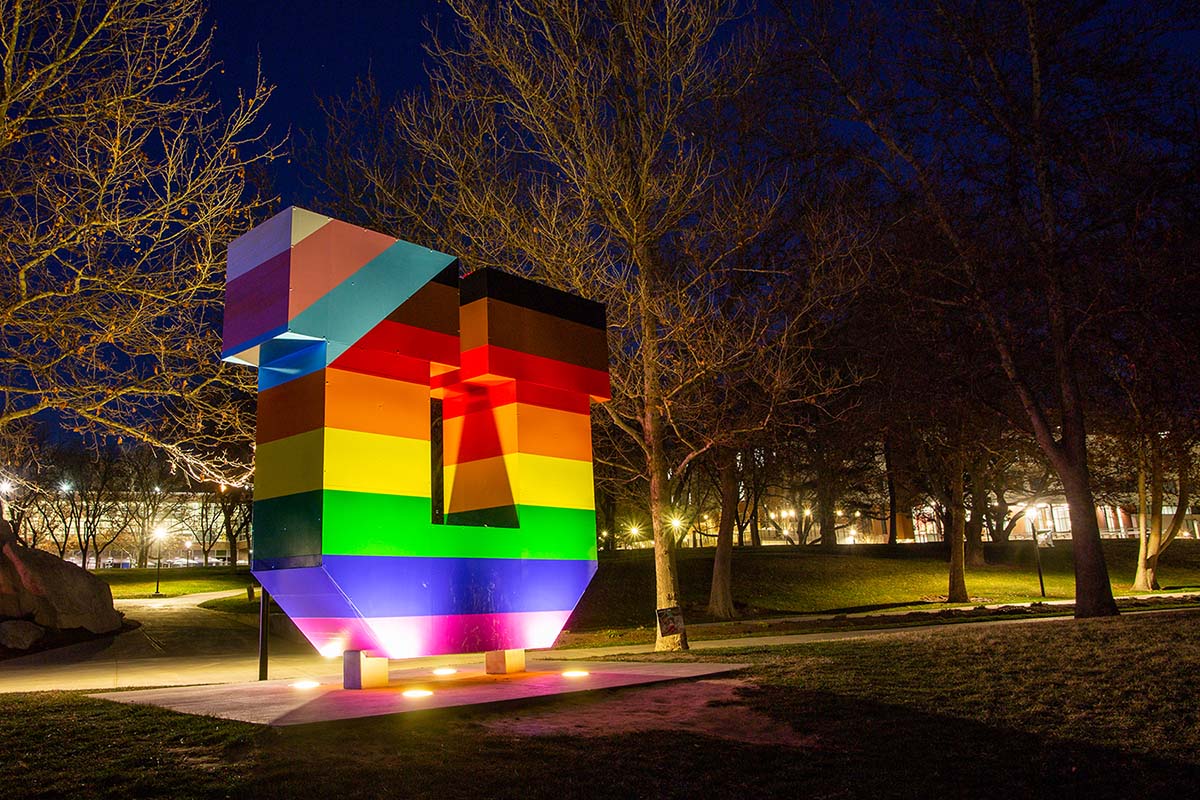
[343,650,390,689]
[484,649,526,674]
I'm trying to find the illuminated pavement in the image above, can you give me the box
[3,589,1196,695]
[89,660,745,726]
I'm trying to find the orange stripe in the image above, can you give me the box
[443,404,591,464]
[325,369,431,440]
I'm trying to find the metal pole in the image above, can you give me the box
[1033,532,1046,598]
[258,587,270,681]
[153,538,163,596]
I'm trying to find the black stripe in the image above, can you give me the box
[459,268,606,329]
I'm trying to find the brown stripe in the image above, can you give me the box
[256,370,326,444]
[386,280,459,336]
[459,298,608,372]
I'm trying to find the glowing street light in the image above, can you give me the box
[669,517,683,532]
[184,539,193,567]
[0,480,12,494]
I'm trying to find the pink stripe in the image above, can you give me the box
[293,610,573,659]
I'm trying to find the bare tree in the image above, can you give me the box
[316,0,803,650]
[43,443,132,568]
[214,481,251,566]
[182,491,223,566]
[788,0,1200,616]
[125,446,188,567]
[0,0,278,482]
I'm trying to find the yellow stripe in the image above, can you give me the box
[254,429,324,500]
[324,428,431,497]
[444,453,594,513]
[254,428,431,500]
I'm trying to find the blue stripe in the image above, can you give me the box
[251,555,596,618]
[255,565,356,623]
[258,339,328,391]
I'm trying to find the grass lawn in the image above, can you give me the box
[565,539,1200,632]
[97,566,257,599]
[2,609,1197,799]
[190,541,1200,646]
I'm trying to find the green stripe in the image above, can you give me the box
[322,490,597,560]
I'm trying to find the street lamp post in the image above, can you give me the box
[1024,507,1047,598]
[185,539,192,567]
[152,528,166,597]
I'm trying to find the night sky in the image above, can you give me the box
[208,0,444,203]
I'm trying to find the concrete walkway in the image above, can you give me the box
[2,590,1196,694]
[91,660,746,726]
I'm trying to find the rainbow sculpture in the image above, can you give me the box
[223,207,609,659]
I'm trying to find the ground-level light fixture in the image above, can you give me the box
[402,688,434,698]
[432,667,457,676]
[561,670,590,678]
[290,680,321,690]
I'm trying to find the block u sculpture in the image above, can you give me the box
[223,208,609,674]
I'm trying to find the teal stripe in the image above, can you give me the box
[253,491,323,562]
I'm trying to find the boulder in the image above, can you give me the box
[0,619,45,650]
[0,519,123,634]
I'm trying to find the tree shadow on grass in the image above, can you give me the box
[242,684,1200,800]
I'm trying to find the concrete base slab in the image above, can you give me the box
[89,659,745,727]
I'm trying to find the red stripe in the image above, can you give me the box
[441,380,592,417]
[330,348,431,384]
[356,319,460,368]
[457,345,611,401]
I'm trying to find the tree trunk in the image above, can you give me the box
[1059,458,1119,617]
[707,450,738,619]
[749,506,761,547]
[1144,438,1165,590]
[640,270,687,651]
[947,446,969,603]
[817,475,838,548]
[885,436,899,544]
[1132,438,1152,591]
[965,468,987,567]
